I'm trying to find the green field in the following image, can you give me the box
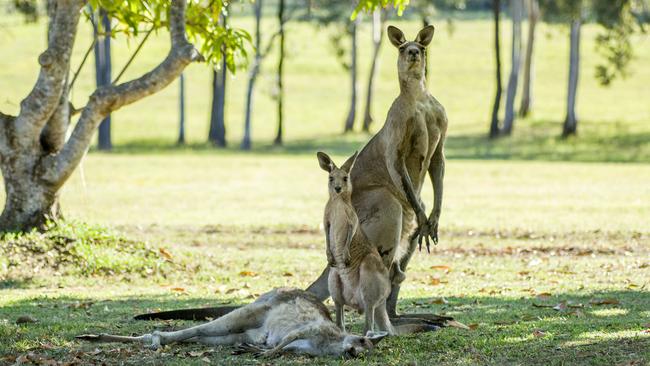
[1,11,649,366]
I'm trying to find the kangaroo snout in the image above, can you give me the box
[335,186,342,193]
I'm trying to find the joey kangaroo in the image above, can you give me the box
[77,288,387,358]
[308,25,448,320]
[318,152,394,335]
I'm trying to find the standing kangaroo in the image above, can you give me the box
[77,288,387,358]
[130,25,450,327]
[308,25,448,319]
[318,151,394,335]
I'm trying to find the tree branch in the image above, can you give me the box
[45,0,203,186]
[12,0,83,147]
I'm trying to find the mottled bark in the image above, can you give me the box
[343,17,360,133]
[519,0,538,117]
[242,0,263,151]
[563,18,581,137]
[362,9,385,132]
[502,0,523,135]
[0,0,202,232]
[489,0,503,139]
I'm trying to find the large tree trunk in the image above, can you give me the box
[208,9,228,147]
[242,0,263,151]
[502,0,523,135]
[0,0,201,232]
[562,18,581,137]
[273,0,286,146]
[343,17,359,133]
[94,9,112,151]
[177,73,185,145]
[519,0,539,117]
[489,0,503,138]
[0,156,61,232]
[362,9,385,132]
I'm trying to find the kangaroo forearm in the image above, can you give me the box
[429,156,445,219]
[397,160,424,215]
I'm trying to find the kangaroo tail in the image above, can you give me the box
[134,305,240,321]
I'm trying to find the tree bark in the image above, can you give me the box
[563,18,581,137]
[242,0,263,151]
[489,0,503,138]
[501,0,523,135]
[519,0,538,118]
[95,10,112,151]
[274,0,286,146]
[362,9,385,132]
[1,0,202,232]
[208,8,228,147]
[343,17,359,133]
[177,73,185,145]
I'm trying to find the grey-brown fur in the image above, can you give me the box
[78,288,387,358]
[317,152,394,335]
[307,25,448,319]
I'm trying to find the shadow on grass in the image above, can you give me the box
[97,120,650,164]
[1,290,648,365]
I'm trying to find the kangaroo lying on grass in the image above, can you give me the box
[77,288,388,358]
[318,151,394,335]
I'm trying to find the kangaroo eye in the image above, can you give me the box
[329,177,334,182]
[343,176,348,182]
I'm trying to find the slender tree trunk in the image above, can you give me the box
[177,73,185,145]
[489,0,503,138]
[274,0,286,146]
[563,18,581,137]
[502,0,523,135]
[94,9,112,150]
[519,0,538,117]
[343,17,359,133]
[241,0,263,151]
[362,9,384,132]
[208,9,228,147]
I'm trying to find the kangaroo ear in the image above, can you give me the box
[317,152,335,172]
[364,331,388,346]
[340,151,359,174]
[415,25,435,46]
[387,26,406,48]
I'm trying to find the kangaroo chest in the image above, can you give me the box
[403,97,442,192]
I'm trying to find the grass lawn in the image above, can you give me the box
[1,10,649,366]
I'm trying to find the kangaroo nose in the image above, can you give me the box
[335,187,342,193]
[409,49,419,57]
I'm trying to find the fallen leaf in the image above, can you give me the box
[283,272,294,277]
[159,248,174,261]
[170,287,186,293]
[201,357,211,363]
[468,323,479,330]
[239,271,258,277]
[532,329,546,338]
[590,298,620,306]
[532,303,554,308]
[430,265,452,273]
[67,301,94,310]
[189,350,206,357]
[553,302,568,311]
[536,292,552,300]
[430,297,448,305]
[429,278,441,286]
[494,320,517,325]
